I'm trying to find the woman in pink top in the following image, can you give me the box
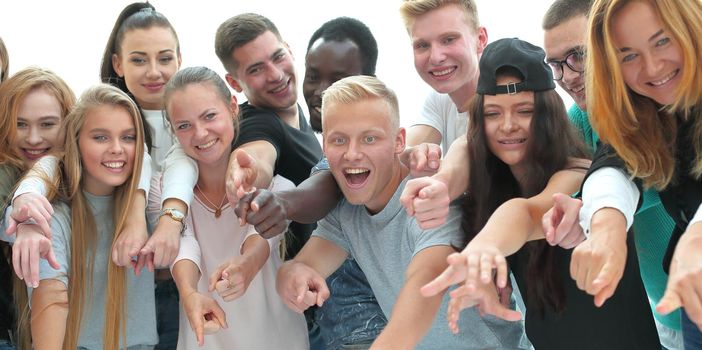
[146,66,308,349]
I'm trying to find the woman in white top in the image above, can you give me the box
[149,66,307,349]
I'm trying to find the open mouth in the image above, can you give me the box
[269,79,291,94]
[498,138,527,145]
[22,148,50,159]
[344,168,370,188]
[648,69,679,87]
[103,161,126,172]
[196,138,218,150]
[430,66,457,77]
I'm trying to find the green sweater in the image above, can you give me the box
[568,104,680,330]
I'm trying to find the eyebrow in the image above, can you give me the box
[245,48,285,73]
[546,46,583,61]
[88,127,136,134]
[618,29,664,52]
[173,109,216,125]
[128,49,175,55]
[17,115,61,121]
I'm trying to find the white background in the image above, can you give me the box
[0,0,571,127]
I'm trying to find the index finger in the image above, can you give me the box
[420,265,460,297]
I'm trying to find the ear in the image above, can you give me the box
[225,73,243,93]
[177,52,183,69]
[395,127,407,154]
[476,26,488,55]
[230,94,239,116]
[112,54,124,77]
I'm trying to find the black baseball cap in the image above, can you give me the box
[477,38,555,95]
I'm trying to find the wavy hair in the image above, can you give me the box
[587,0,702,189]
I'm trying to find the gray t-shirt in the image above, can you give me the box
[35,192,157,349]
[313,177,525,349]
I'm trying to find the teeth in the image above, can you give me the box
[314,107,321,113]
[104,161,125,169]
[271,81,288,93]
[25,149,47,155]
[196,139,217,149]
[571,85,584,93]
[650,70,677,86]
[499,139,526,144]
[345,168,369,174]
[431,67,455,76]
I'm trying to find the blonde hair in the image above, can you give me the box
[0,67,76,170]
[587,0,702,189]
[399,0,479,31]
[321,75,400,131]
[59,84,144,349]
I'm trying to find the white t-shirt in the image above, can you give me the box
[413,91,468,154]
[143,109,176,172]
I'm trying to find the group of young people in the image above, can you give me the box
[0,0,700,349]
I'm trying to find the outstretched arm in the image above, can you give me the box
[31,279,69,350]
[371,245,454,349]
[235,170,342,238]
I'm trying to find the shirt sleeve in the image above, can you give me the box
[412,91,446,138]
[579,167,640,238]
[171,212,202,273]
[138,145,153,200]
[233,110,286,165]
[160,142,198,208]
[37,205,71,286]
[12,155,59,200]
[312,204,350,254]
[146,173,163,234]
[412,204,463,256]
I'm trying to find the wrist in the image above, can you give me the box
[590,208,627,241]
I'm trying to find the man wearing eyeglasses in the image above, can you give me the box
[542,1,683,349]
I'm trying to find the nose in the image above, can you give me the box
[26,126,43,145]
[343,139,363,161]
[267,63,285,83]
[429,45,446,65]
[499,113,518,133]
[561,64,581,85]
[643,52,664,78]
[109,138,124,155]
[146,60,161,80]
[194,122,208,141]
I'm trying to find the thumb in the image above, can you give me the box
[5,218,17,236]
[235,148,254,168]
[656,289,683,315]
[209,264,226,292]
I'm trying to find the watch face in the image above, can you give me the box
[166,209,184,220]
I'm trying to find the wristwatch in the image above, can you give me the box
[161,208,186,235]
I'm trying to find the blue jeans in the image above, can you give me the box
[0,339,14,350]
[682,308,702,350]
[315,259,387,350]
[154,277,179,350]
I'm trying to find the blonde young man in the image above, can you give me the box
[400,0,487,154]
[276,76,525,349]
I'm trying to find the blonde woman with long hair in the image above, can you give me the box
[4,84,157,349]
[543,0,702,346]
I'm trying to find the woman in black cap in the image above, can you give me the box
[419,37,660,349]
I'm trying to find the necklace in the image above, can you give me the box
[195,183,228,218]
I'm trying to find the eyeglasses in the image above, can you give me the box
[546,50,585,81]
